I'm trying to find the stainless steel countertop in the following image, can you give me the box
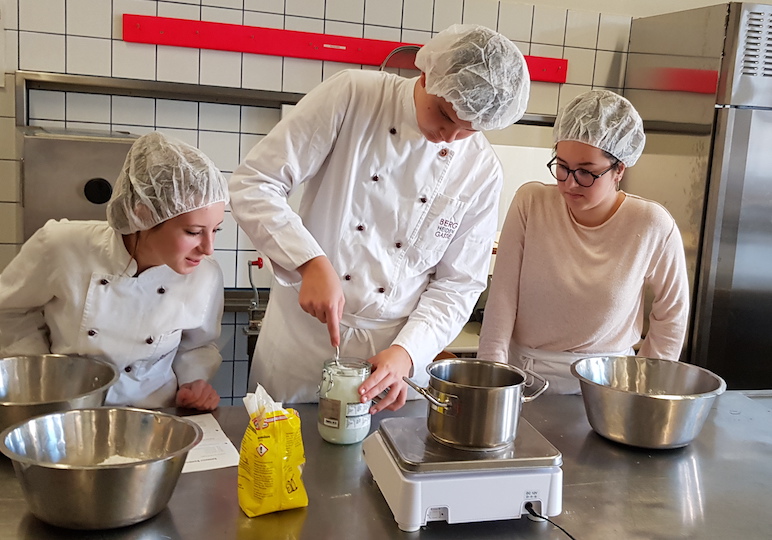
[1,391,770,539]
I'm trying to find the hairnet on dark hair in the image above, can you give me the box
[415,24,530,131]
[554,90,645,167]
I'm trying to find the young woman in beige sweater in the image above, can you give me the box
[477,90,690,394]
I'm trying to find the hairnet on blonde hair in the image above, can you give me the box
[415,24,530,131]
[107,132,229,234]
[554,90,646,167]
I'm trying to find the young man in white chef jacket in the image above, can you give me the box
[229,24,531,411]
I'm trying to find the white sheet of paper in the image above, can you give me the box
[182,413,240,473]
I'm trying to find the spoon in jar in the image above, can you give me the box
[333,345,342,367]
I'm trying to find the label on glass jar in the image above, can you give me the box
[345,413,370,430]
[346,401,370,417]
[319,397,341,428]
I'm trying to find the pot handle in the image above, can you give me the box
[402,376,451,409]
[521,369,549,402]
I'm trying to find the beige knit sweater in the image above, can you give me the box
[478,181,690,364]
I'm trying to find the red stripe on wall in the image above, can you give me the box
[652,67,719,95]
[524,56,568,84]
[122,14,569,84]
[123,14,410,67]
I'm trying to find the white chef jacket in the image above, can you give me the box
[229,69,502,403]
[0,220,224,408]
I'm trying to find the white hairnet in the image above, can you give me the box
[415,24,530,131]
[107,132,229,234]
[554,90,645,167]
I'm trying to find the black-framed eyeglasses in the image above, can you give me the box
[547,157,618,188]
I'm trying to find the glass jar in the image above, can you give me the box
[318,359,372,444]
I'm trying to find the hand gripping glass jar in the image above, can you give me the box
[318,359,372,444]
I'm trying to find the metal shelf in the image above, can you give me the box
[15,70,304,126]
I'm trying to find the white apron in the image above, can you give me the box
[250,284,419,404]
[509,342,634,395]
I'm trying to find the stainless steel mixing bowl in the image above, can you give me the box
[0,354,120,433]
[0,407,203,529]
[571,356,726,449]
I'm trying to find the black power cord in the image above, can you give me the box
[524,501,578,540]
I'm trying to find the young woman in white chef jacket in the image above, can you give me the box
[0,132,227,410]
[477,90,690,394]
[229,25,531,410]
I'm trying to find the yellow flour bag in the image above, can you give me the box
[237,385,308,517]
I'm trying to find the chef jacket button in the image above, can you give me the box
[145,337,154,345]
[157,287,166,294]
[124,366,132,373]
[378,287,385,293]
[395,242,402,248]
[389,127,397,135]
[439,148,449,157]
[420,197,428,203]
[371,174,379,182]
[356,224,365,231]
[344,274,351,280]
[99,279,109,285]
[87,329,97,337]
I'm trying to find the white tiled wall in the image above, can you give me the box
[532,5,567,45]
[565,9,600,48]
[1,0,633,404]
[0,73,20,269]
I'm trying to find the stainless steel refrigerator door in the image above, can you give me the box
[692,107,772,388]
[719,3,772,108]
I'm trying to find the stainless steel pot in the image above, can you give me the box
[404,359,548,451]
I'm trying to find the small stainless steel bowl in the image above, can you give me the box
[0,354,119,433]
[0,407,203,529]
[571,356,726,449]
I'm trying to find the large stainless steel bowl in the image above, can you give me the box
[571,356,726,449]
[0,354,120,433]
[0,407,203,529]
